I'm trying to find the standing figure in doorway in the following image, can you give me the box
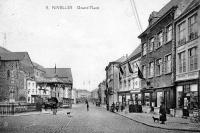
[159,101,167,124]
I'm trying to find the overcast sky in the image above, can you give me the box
[0,0,170,91]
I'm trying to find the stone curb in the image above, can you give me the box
[0,112,51,117]
[115,112,200,132]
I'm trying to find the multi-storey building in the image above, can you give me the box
[27,78,37,103]
[105,56,126,109]
[174,0,200,115]
[118,45,141,107]
[138,0,195,114]
[0,50,34,103]
[98,80,106,105]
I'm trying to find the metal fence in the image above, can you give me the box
[0,103,37,116]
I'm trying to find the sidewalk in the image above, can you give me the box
[0,109,51,117]
[115,110,200,132]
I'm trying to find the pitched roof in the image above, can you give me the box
[127,45,141,60]
[114,56,127,63]
[0,52,25,61]
[45,68,73,84]
[139,0,194,38]
[0,46,11,53]
[33,62,45,72]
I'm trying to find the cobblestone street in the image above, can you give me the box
[0,104,198,133]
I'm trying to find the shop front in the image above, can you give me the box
[118,91,131,111]
[141,86,175,114]
[175,79,199,117]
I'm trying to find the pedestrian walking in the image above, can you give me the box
[159,101,167,124]
[85,100,89,111]
[52,103,57,115]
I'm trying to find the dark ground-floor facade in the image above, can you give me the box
[111,79,200,116]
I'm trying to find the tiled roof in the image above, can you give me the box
[33,62,45,72]
[127,45,141,60]
[115,56,127,63]
[0,52,25,60]
[0,46,11,53]
[139,0,194,38]
[45,68,73,84]
[179,0,200,16]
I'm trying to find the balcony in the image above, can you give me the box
[189,32,198,41]
[178,38,186,47]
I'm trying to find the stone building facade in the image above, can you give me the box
[0,51,34,103]
[118,45,141,107]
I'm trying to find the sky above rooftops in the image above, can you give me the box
[0,0,170,91]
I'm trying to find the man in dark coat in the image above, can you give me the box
[159,102,167,124]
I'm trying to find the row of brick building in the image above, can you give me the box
[0,46,73,105]
[105,0,200,116]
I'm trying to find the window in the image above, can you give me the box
[165,54,172,73]
[124,80,126,88]
[149,38,154,52]
[142,43,147,56]
[7,70,10,80]
[166,25,172,42]
[188,14,198,41]
[188,47,198,71]
[157,32,163,47]
[144,93,150,106]
[176,86,183,108]
[123,66,127,77]
[142,65,147,78]
[178,51,186,73]
[128,79,131,88]
[156,59,162,76]
[157,92,163,107]
[178,21,186,46]
[149,62,154,78]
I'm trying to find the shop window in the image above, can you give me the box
[176,84,198,110]
[138,94,142,105]
[190,84,198,109]
[157,92,163,107]
[144,93,150,106]
[188,47,198,71]
[176,86,183,108]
